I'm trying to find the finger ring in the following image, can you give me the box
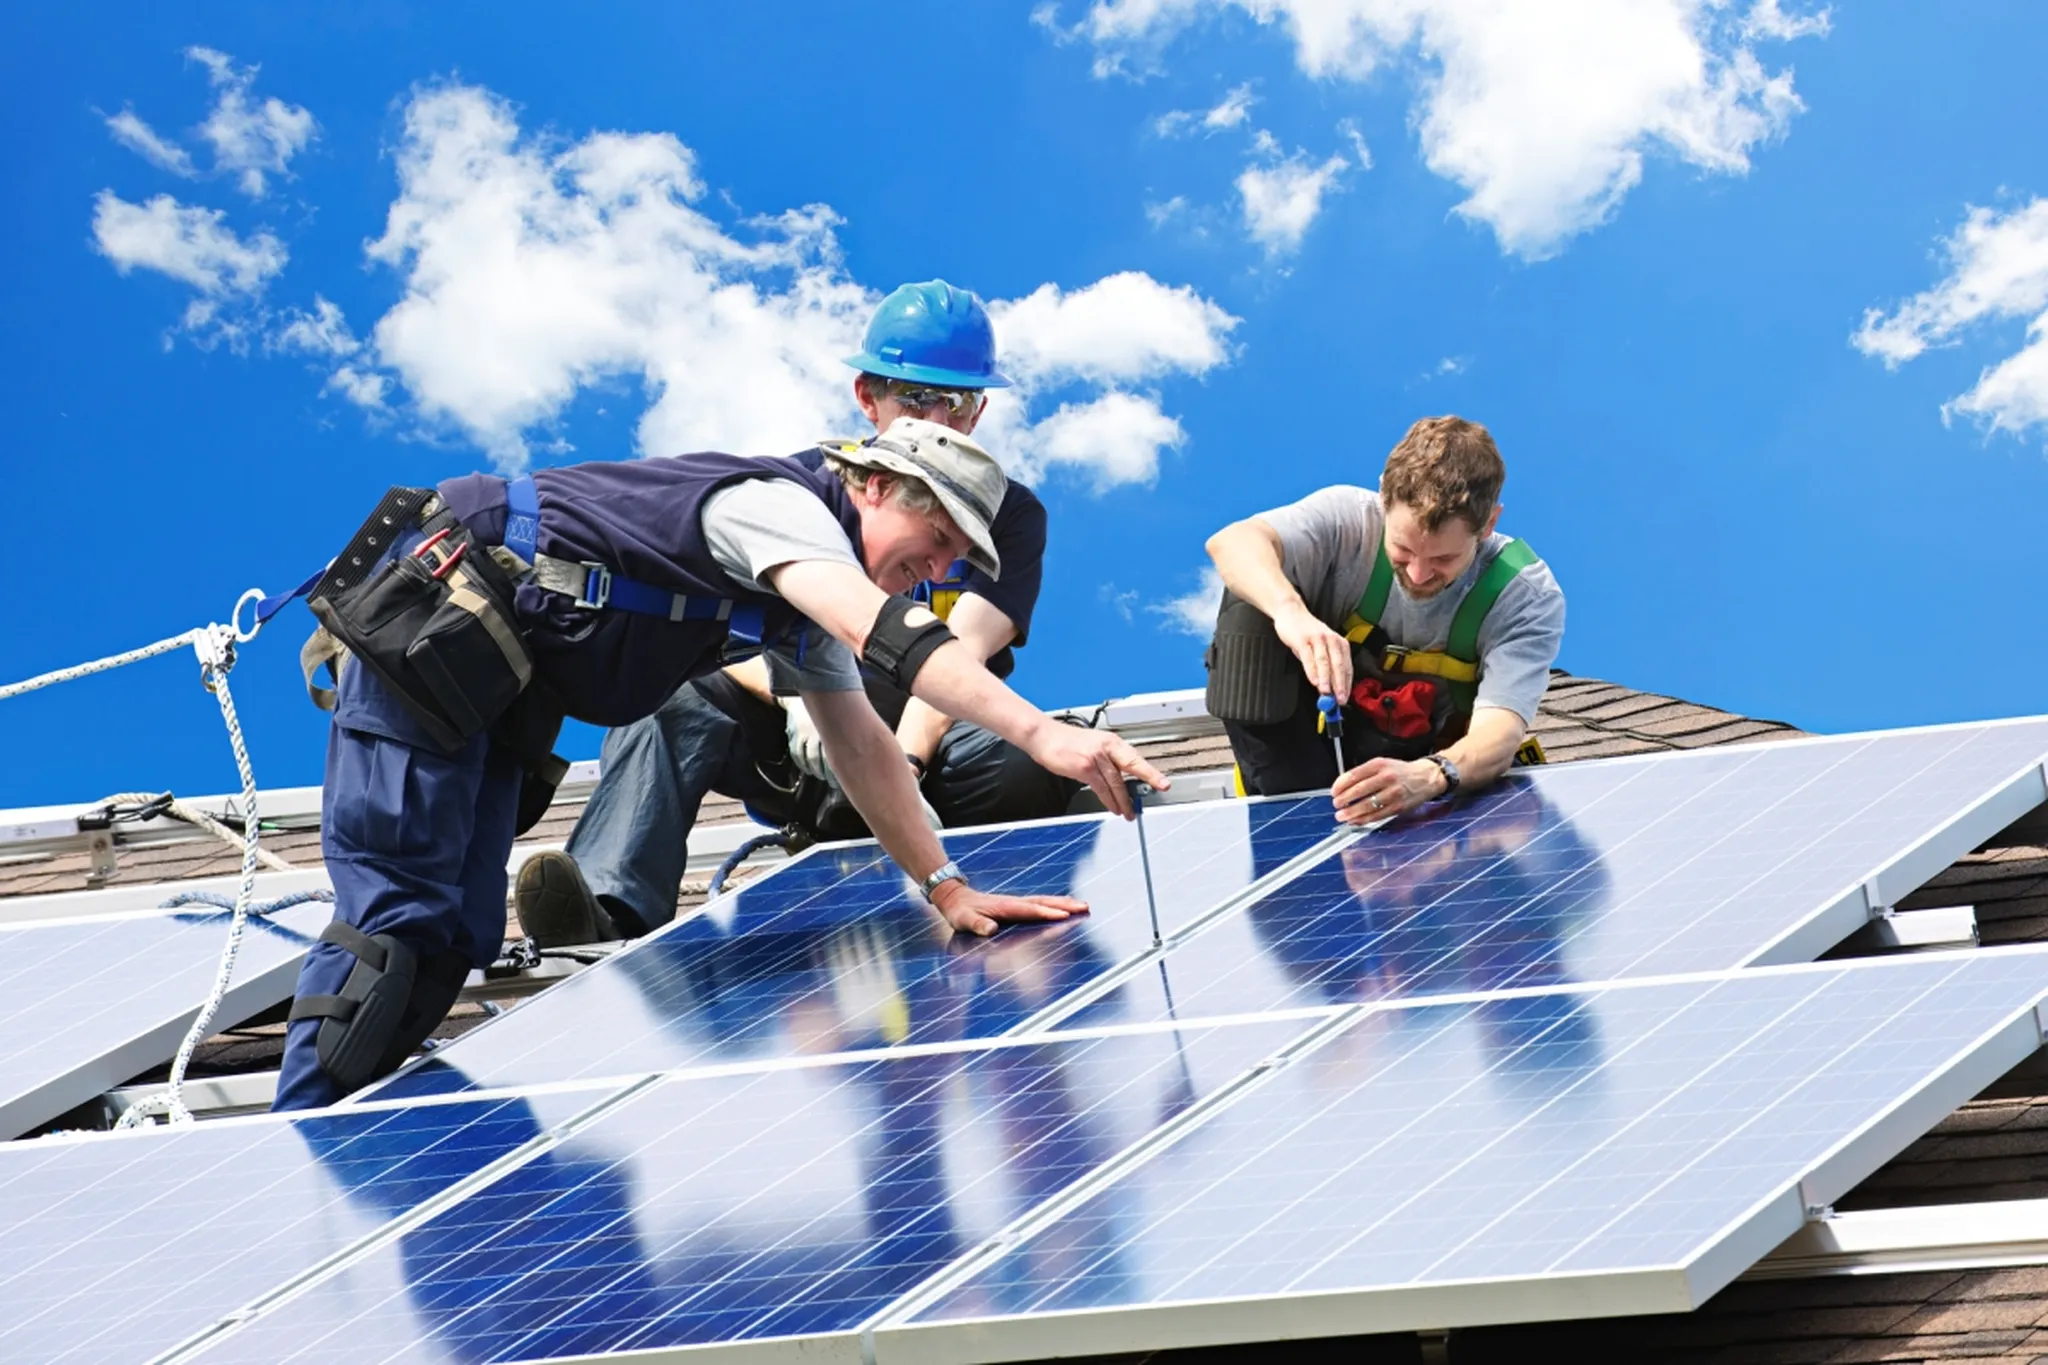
[1370,795,1384,811]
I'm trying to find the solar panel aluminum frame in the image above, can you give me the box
[0,904,327,1139]
[864,952,2048,1365]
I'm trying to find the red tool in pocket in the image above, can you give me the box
[1351,676,1439,739]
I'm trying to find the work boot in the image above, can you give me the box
[514,851,620,949]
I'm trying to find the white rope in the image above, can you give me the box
[118,627,270,1128]
[0,598,286,1131]
[0,630,205,702]
[91,790,296,874]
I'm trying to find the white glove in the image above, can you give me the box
[784,697,832,781]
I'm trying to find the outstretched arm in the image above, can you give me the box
[770,559,1167,817]
[802,687,1088,936]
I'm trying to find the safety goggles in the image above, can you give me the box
[886,381,985,418]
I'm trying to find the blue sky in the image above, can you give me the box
[4,1,2046,809]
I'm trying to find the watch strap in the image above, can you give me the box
[919,860,967,898]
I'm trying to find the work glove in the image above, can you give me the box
[784,697,832,781]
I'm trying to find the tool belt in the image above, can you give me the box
[307,486,534,754]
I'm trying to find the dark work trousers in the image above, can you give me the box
[273,662,524,1112]
[1223,676,1415,797]
[566,674,1079,934]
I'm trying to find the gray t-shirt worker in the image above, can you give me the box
[1203,415,1564,825]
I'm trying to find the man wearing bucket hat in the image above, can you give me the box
[273,333,1165,1110]
[517,281,1085,953]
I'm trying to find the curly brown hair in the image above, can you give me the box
[1379,416,1504,533]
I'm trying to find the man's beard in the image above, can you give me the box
[1396,567,1454,601]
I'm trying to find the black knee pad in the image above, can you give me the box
[289,921,419,1095]
[376,949,473,1077]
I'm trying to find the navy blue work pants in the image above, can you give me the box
[273,662,524,1111]
[569,675,1079,933]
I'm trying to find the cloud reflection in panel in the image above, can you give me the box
[369,796,1335,1099]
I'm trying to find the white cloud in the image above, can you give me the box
[274,295,358,357]
[186,46,316,197]
[999,390,1188,489]
[1146,194,1189,227]
[92,191,289,348]
[1237,141,1349,255]
[1150,565,1224,635]
[1854,198,2048,440]
[991,271,1238,388]
[1068,0,1826,258]
[1155,82,1258,137]
[104,108,196,177]
[333,84,1238,482]
[91,191,286,296]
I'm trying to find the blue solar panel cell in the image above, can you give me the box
[883,949,2048,1361]
[0,1087,620,1365]
[1079,723,2048,1028]
[365,797,1337,1101]
[0,900,331,1137]
[194,1018,1318,1364]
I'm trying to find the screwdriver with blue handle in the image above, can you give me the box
[1317,693,1347,781]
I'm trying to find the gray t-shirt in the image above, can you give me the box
[1255,485,1565,724]
[700,479,865,693]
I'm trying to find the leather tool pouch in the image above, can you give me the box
[1204,590,1301,726]
[308,488,533,754]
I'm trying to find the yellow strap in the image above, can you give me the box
[927,587,962,622]
[1339,626,1483,685]
[1381,650,1479,683]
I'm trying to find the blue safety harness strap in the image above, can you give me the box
[253,566,326,627]
[507,474,774,657]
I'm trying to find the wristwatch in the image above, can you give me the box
[1424,753,1462,797]
[919,860,968,899]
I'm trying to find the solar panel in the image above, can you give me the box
[175,1017,1321,1363]
[875,947,2048,1363]
[364,795,1341,1101]
[0,900,332,1138]
[1046,720,2048,1029]
[0,1084,626,1365]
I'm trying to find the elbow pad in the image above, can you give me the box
[862,595,957,692]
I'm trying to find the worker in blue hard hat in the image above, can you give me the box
[516,280,1085,950]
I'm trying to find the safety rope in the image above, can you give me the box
[0,591,291,1130]
[88,791,297,873]
[0,630,210,702]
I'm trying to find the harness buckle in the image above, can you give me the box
[1381,644,1412,672]
[575,562,612,610]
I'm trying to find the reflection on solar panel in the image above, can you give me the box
[0,901,331,1137]
[10,718,2045,1365]
[0,1085,621,1364]
[1057,720,2048,1029]
[877,949,2048,1363]
[187,1018,1317,1363]
[365,795,1340,1101]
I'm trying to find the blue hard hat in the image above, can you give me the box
[844,279,1012,389]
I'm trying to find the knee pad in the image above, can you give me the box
[289,922,419,1095]
[376,949,473,1077]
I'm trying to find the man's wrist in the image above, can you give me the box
[920,860,968,902]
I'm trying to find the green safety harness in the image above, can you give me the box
[1341,535,1539,716]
